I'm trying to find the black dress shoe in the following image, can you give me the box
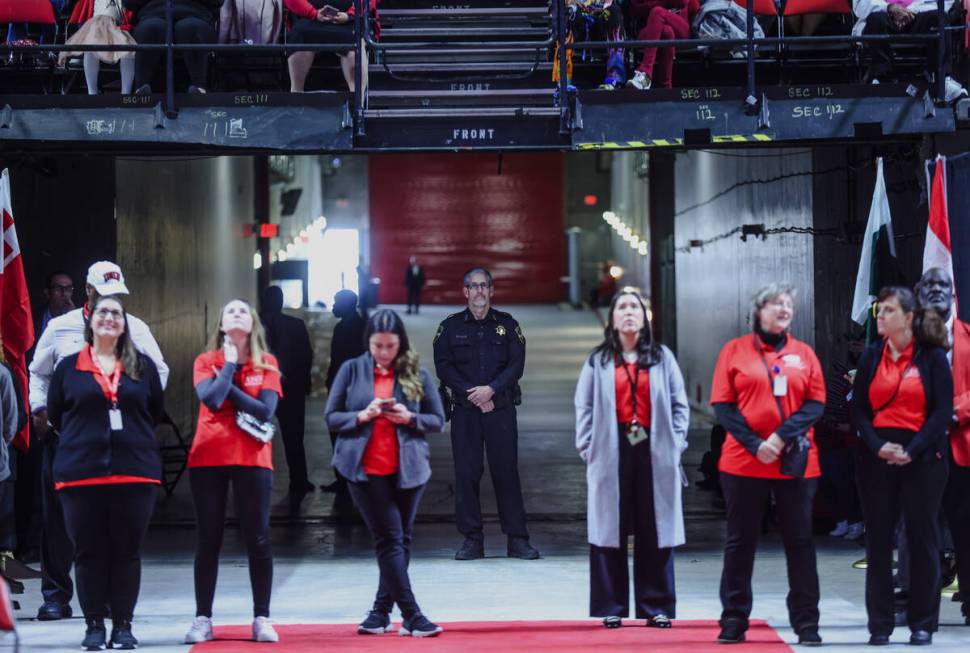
[454,538,484,560]
[909,630,932,645]
[797,628,822,646]
[868,634,890,646]
[36,600,72,621]
[602,616,621,628]
[646,614,672,628]
[289,481,315,495]
[507,536,540,560]
[717,620,746,644]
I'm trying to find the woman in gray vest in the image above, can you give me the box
[574,288,689,628]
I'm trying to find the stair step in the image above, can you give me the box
[381,7,550,17]
[379,0,550,10]
[363,106,560,119]
[382,47,549,64]
[369,88,553,108]
[381,27,550,39]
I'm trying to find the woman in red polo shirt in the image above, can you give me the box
[574,288,690,629]
[710,284,825,646]
[183,299,283,645]
[47,294,164,651]
[325,309,445,638]
[850,287,952,646]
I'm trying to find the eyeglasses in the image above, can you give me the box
[465,282,491,291]
[94,308,123,320]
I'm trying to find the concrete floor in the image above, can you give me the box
[12,305,970,651]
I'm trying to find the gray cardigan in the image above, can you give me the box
[325,353,445,488]
[0,364,18,483]
[574,345,690,549]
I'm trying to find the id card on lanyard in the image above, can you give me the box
[93,360,124,431]
[621,360,649,446]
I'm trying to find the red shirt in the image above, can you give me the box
[950,319,970,466]
[711,334,826,479]
[56,346,160,490]
[614,360,652,426]
[362,366,399,475]
[188,350,283,470]
[870,340,926,431]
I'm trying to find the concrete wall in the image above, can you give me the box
[115,157,257,433]
[674,149,815,411]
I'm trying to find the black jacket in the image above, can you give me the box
[261,311,313,396]
[48,353,164,483]
[326,313,366,391]
[123,0,225,23]
[850,340,953,459]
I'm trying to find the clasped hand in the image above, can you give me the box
[887,4,915,29]
[467,386,495,413]
[357,398,413,425]
[878,442,912,466]
[756,433,786,464]
[223,341,239,364]
[316,5,349,23]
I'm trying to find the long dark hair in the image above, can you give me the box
[591,288,662,368]
[364,309,424,401]
[84,294,143,380]
[876,286,949,350]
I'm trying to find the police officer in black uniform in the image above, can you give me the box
[433,268,540,561]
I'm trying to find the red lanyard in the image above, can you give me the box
[620,359,641,426]
[90,348,123,406]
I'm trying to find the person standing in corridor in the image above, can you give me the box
[404,256,426,315]
[433,268,539,561]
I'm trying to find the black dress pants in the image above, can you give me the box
[943,461,970,619]
[590,430,675,619]
[59,484,156,621]
[190,466,274,618]
[406,287,421,313]
[132,16,216,88]
[0,451,17,551]
[719,472,820,633]
[346,474,424,618]
[857,448,948,635]
[450,405,529,541]
[40,438,74,604]
[276,393,309,490]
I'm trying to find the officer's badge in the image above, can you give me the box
[496,325,506,336]
[515,325,526,344]
[433,325,443,344]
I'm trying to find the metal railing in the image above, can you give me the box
[0,0,963,135]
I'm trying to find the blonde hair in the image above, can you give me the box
[207,299,279,373]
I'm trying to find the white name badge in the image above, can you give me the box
[773,375,788,397]
[109,409,123,431]
[627,425,649,446]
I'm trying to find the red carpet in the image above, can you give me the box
[190,620,793,652]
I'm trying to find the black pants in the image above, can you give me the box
[14,439,42,558]
[132,16,216,88]
[40,438,74,604]
[190,466,273,618]
[819,447,862,523]
[590,431,675,619]
[0,450,17,551]
[406,287,422,313]
[277,393,309,490]
[59,484,156,621]
[943,461,970,618]
[863,11,946,80]
[719,472,820,633]
[450,405,528,540]
[347,474,425,618]
[858,448,947,634]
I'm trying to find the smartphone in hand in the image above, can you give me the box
[380,398,396,412]
[321,4,339,17]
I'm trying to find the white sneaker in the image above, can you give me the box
[252,617,279,643]
[626,71,652,91]
[828,520,849,537]
[184,616,214,644]
[844,522,865,541]
[944,76,969,104]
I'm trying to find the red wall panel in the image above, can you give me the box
[369,153,565,305]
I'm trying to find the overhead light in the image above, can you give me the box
[253,252,262,270]
[638,241,648,256]
[277,250,288,262]
[609,265,624,279]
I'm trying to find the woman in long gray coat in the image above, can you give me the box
[575,288,689,629]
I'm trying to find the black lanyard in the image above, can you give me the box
[620,358,641,426]
[753,334,787,422]
[872,346,917,415]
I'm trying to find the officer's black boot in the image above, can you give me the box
[507,536,540,560]
[454,538,485,560]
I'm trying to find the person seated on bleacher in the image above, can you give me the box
[5,0,67,67]
[625,0,699,90]
[60,0,136,95]
[560,0,627,90]
[284,0,377,93]
[853,0,968,100]
[122,0,225,94]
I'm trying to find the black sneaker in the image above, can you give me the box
[868,633,890,646]
[507,537,540,560]
[717,620,746,644]
[797,628,822,646]
[454,538,484,560]
[110,620,138,650]
[37,600,73,621]
[82,618,107,651]
[357,610,392,635]
[400,614,443,638]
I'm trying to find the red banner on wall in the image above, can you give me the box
[368,153,565,305]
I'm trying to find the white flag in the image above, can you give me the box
[851,158,897,325]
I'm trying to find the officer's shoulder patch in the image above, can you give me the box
[433,324,444,344]
[514,325,525,344]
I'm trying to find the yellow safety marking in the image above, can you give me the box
[575,135,771,150]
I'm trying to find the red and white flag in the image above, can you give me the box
[923,156,954,284]
[1,169,34,451]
